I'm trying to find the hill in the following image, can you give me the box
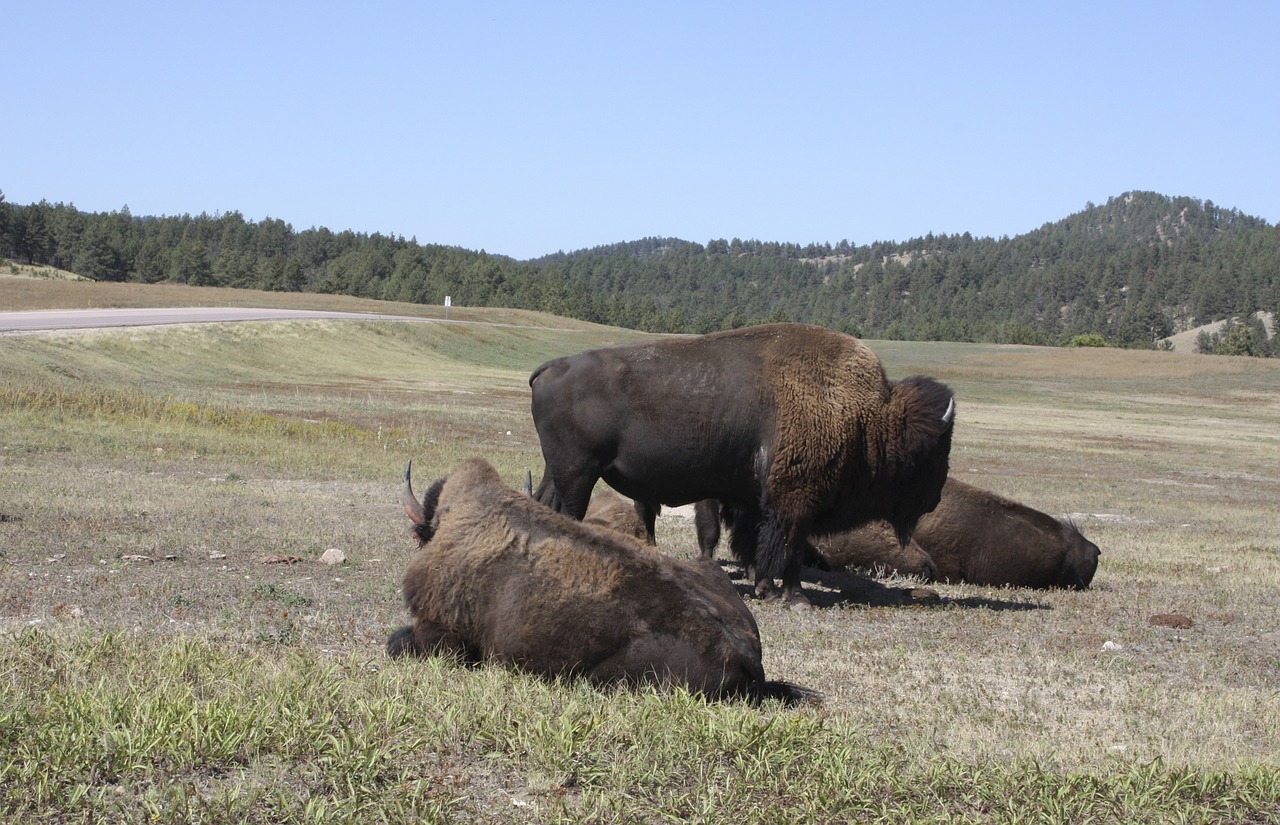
[2,190,1277,352]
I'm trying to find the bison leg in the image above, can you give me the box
[532,467,596,520]
[635,500,660,544]
[694,499,722,559]
[778,554,810,607]
[749,521,813,606]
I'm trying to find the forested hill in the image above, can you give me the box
[3,190,1277,352]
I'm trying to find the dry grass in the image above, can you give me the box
[2,281,1278,821]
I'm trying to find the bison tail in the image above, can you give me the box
[752,680,824,707]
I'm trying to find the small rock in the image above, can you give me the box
[1102,640,1124,652]
[1149,613,1194,629]
[120,554,153,563]
[320,548,346,566]
[209,551,228,560]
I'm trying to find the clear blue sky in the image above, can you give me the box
[6,2,1278,260]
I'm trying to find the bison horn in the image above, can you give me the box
[522,469,533,496]
[941,396,955,425]
[400,459,428,526]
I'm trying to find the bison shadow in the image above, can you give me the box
[714,560,1050,613]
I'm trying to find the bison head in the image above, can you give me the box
[1056,520,1102,589]
[882,375,955,545]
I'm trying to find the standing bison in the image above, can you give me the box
[529,323,955,604]
[700,477,1101,590]
[388,457,809,703]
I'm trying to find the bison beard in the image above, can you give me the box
[528,323,955,603]
[389,457,815,705]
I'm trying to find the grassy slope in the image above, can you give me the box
[2,281,1279,823]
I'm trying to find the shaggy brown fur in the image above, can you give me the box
[811,522,937,579]
[583,489,653,545]
[389,457,811,703]
[529,323,954,604]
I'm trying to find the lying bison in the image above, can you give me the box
[698,477,1101,589]
[389,457,810,703]
[905,477,1101,589]
[529,323,955,604]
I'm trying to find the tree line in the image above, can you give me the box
[2,190,1277,355]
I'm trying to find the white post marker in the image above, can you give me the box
[444,295,451,319]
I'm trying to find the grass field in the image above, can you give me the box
[2,280,1279,823]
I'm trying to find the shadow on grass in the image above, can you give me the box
[717,561,1050,613]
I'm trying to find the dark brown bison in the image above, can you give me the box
[906,477,1101,588]
[699,477,1101,590]
[529,323,955,604]
[388,457,810,703]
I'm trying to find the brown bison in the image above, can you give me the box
[388,457,810,703]
[905,477,1101,588]
[529,323,955,604]
[698,477,1101,589]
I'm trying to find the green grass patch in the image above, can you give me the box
[2,283,1279,822]
[3,628,1276,824]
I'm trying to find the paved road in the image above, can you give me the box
[0,307,446,335]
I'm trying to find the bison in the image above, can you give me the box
[903,477,1101,589]
[388,457,810,703]
[697,477,1101,589]
[529,323,955,604]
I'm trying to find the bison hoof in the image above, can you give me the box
[754,581,782,601]
[784,592,813,611]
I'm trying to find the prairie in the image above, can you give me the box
[2,282,1278,823]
